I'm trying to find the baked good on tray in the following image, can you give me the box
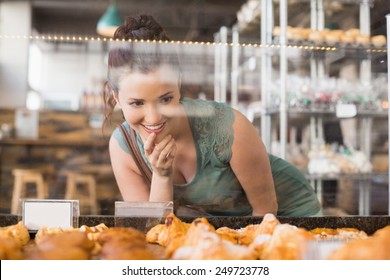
[0,221,30,247]
[250,223,314,260]
[0,236,25,260]
[238,213,281,245]
[327,225,390,260]
[26,231,95,260]
[97,227,155,260]
[167,216,256,260]
[146,212,191,247]
[0,221,30,260]
[310,227,368,241]
[1,215,390,260]
[33,223,155,260]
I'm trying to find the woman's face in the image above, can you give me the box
[114,65,182,143]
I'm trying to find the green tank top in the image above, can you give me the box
[113,98,321,217]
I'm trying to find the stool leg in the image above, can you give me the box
[65,174,76,200]
[11,175,23,214]
[36,175,45,199]
[87,177,98,215]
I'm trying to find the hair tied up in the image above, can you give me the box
[114,14,170,41]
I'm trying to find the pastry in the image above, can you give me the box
[256,224,314,260]
[171,231,256,260]
[309,30,325,44]
[239,213,280,245]
[345,28,361,38]
[0,236,24,260]
[164,217,216,258]
[0,221,30,247]
[311,227,367,241]
[145,213,191,246]
[97,227,146,246]
[273,26,280,37]
[340,34,355,44]
[35,226,73,244]
[169,220,256,260]
[215,226,240,244]
[327,226,390,260]
[371,35,386,47]
[325,30,343,45]
[97,227,155,260]
[27,231,95,260]
[356,34,370,47]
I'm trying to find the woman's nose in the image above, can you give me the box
[144,105,162,124]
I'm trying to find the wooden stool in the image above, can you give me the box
[65,171,98,215]
[11,169,47,214]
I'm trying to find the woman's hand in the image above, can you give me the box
[144,133,176,177]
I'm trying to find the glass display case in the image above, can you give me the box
[0,0,388,216]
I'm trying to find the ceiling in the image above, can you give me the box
[29,0,247,42]
[2,0,389,42]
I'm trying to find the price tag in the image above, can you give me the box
[22,199,79,231]
[336,103,357,118]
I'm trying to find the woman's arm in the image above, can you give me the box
[109,133,176,202]
[109,135,151,201]
[229,109,278,216]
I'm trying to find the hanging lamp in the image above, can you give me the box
[96,1,123,37]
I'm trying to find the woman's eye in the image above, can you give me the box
[161,96,173,103]
[130,101,144,107]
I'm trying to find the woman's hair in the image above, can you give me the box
[103,14,181,128]
[113,14,170,41]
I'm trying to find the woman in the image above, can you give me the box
[104,14,322,217]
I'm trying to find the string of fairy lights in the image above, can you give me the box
[0,34,387,53]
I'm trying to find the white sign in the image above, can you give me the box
[22,199,79,231]
[336,103,357,118]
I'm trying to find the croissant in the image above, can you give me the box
[170,222,256,260]
[328,226,390,260]
[26,231,94,260]
[256,224,314,260]
[145,213,190,246]
[239,213,280,245]
[0,221,30,247]
[0,236,24,260]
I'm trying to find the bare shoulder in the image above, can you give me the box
[230,108,267,158]
[231,108,259,137]
[109,134,141,176]
[109,134,150,201]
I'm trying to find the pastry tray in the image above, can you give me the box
[1,214,390,234]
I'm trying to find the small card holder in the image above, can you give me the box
[21,199,80,232]
[115,201,173,217]
[114,201,173,232]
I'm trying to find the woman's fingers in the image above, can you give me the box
[144,133,157,155]
[144,134,176,172]
[156,139,176,166]
[159,137,176,159]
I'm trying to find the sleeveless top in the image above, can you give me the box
[113,97,321,217]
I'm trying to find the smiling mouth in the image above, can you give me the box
[142,123,165,133]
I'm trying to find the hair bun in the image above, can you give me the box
[114,14,170,41]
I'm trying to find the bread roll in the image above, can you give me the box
[273,26,280,37]
[325,30,343,45]
[356,34,370,47]
[340,34,355,44]
[309,30,325,44]
[345,28,360,38]
[371,35,386,47]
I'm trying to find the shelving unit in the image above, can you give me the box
[214,0,389,215]
[387,13,390,215]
